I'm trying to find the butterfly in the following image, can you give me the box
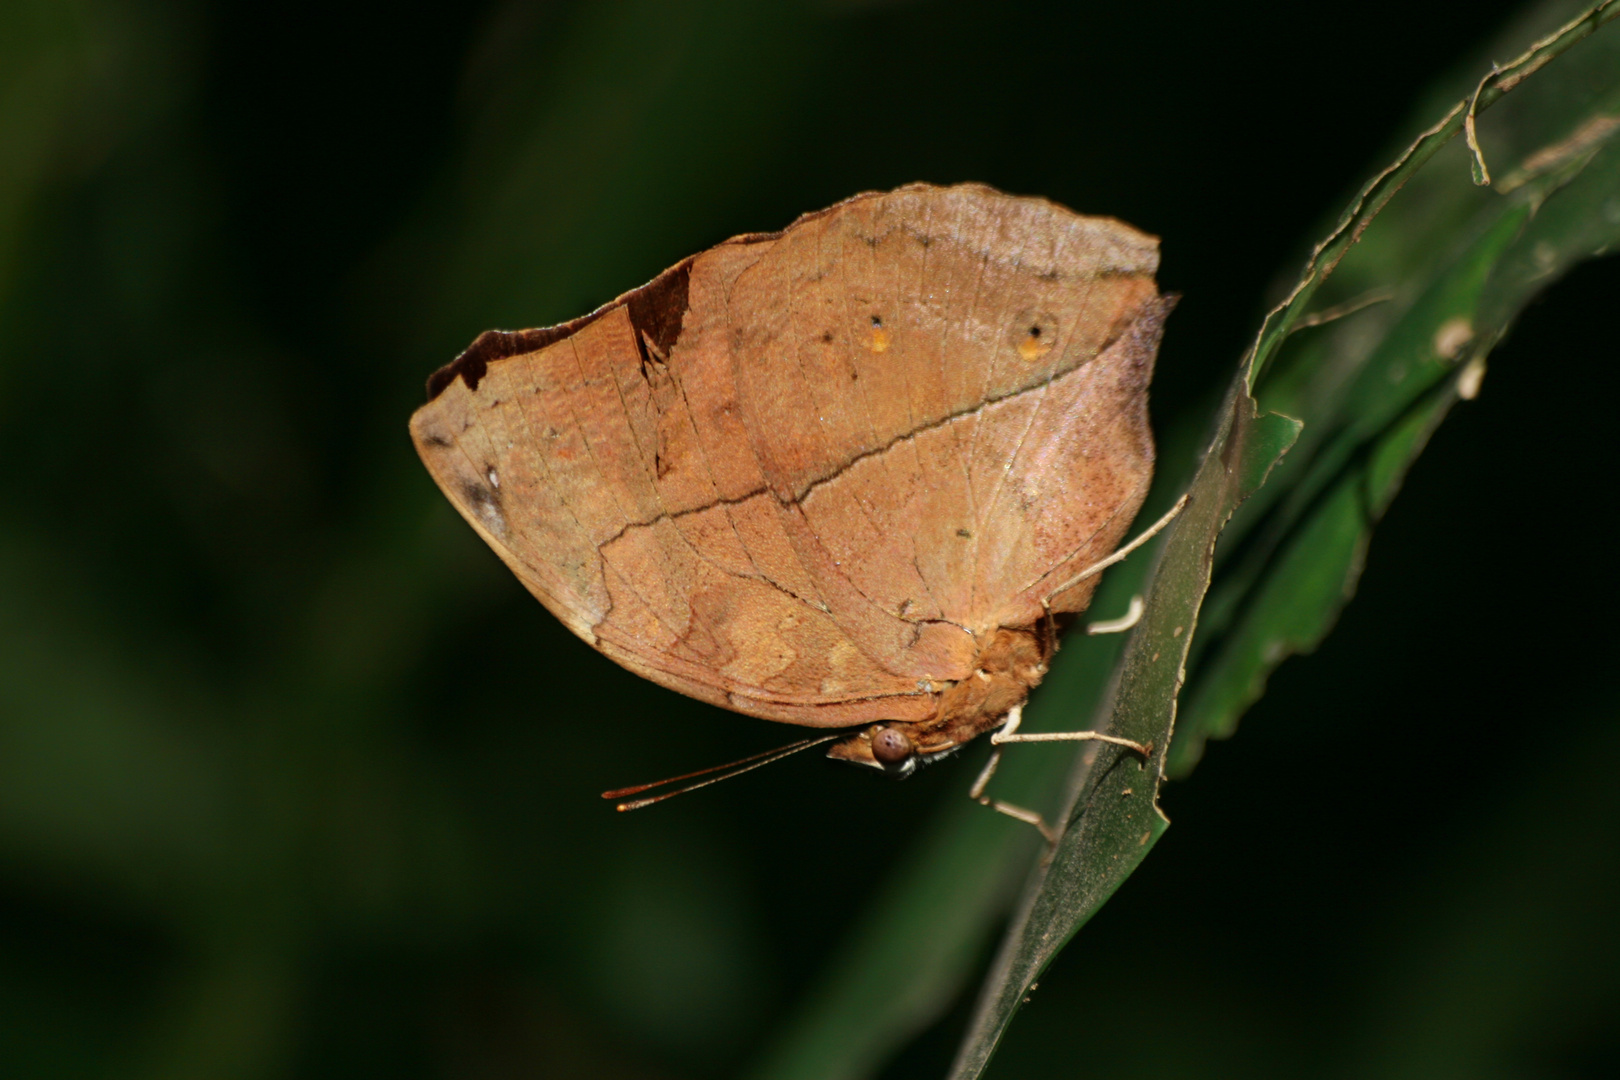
[411,183,1177,834]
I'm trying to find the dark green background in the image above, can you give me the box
[1,0,1615,1077]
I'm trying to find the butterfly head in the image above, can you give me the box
[826,626,1049,775]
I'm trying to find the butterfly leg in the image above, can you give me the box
[1042,493,1189,606]
[1086,594,1144,635]
[1037,589,1141,653]
[971,705,1154,845]
[993,727,1151,756]
[968,706,1059,845]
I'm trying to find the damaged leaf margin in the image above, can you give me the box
[1250,0,1619,389]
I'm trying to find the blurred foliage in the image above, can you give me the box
[0,2,1616,1080]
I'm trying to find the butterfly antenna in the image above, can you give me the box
[603,733,843,811]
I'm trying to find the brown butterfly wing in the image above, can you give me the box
[410,183,1161,728]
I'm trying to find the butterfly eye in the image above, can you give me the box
[871,726,914,765]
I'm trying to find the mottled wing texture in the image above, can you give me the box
[410,183,1162,728]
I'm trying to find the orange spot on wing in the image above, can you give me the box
[1016,334,1045,360]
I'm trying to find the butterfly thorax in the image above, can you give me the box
[826,627,1048,772]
